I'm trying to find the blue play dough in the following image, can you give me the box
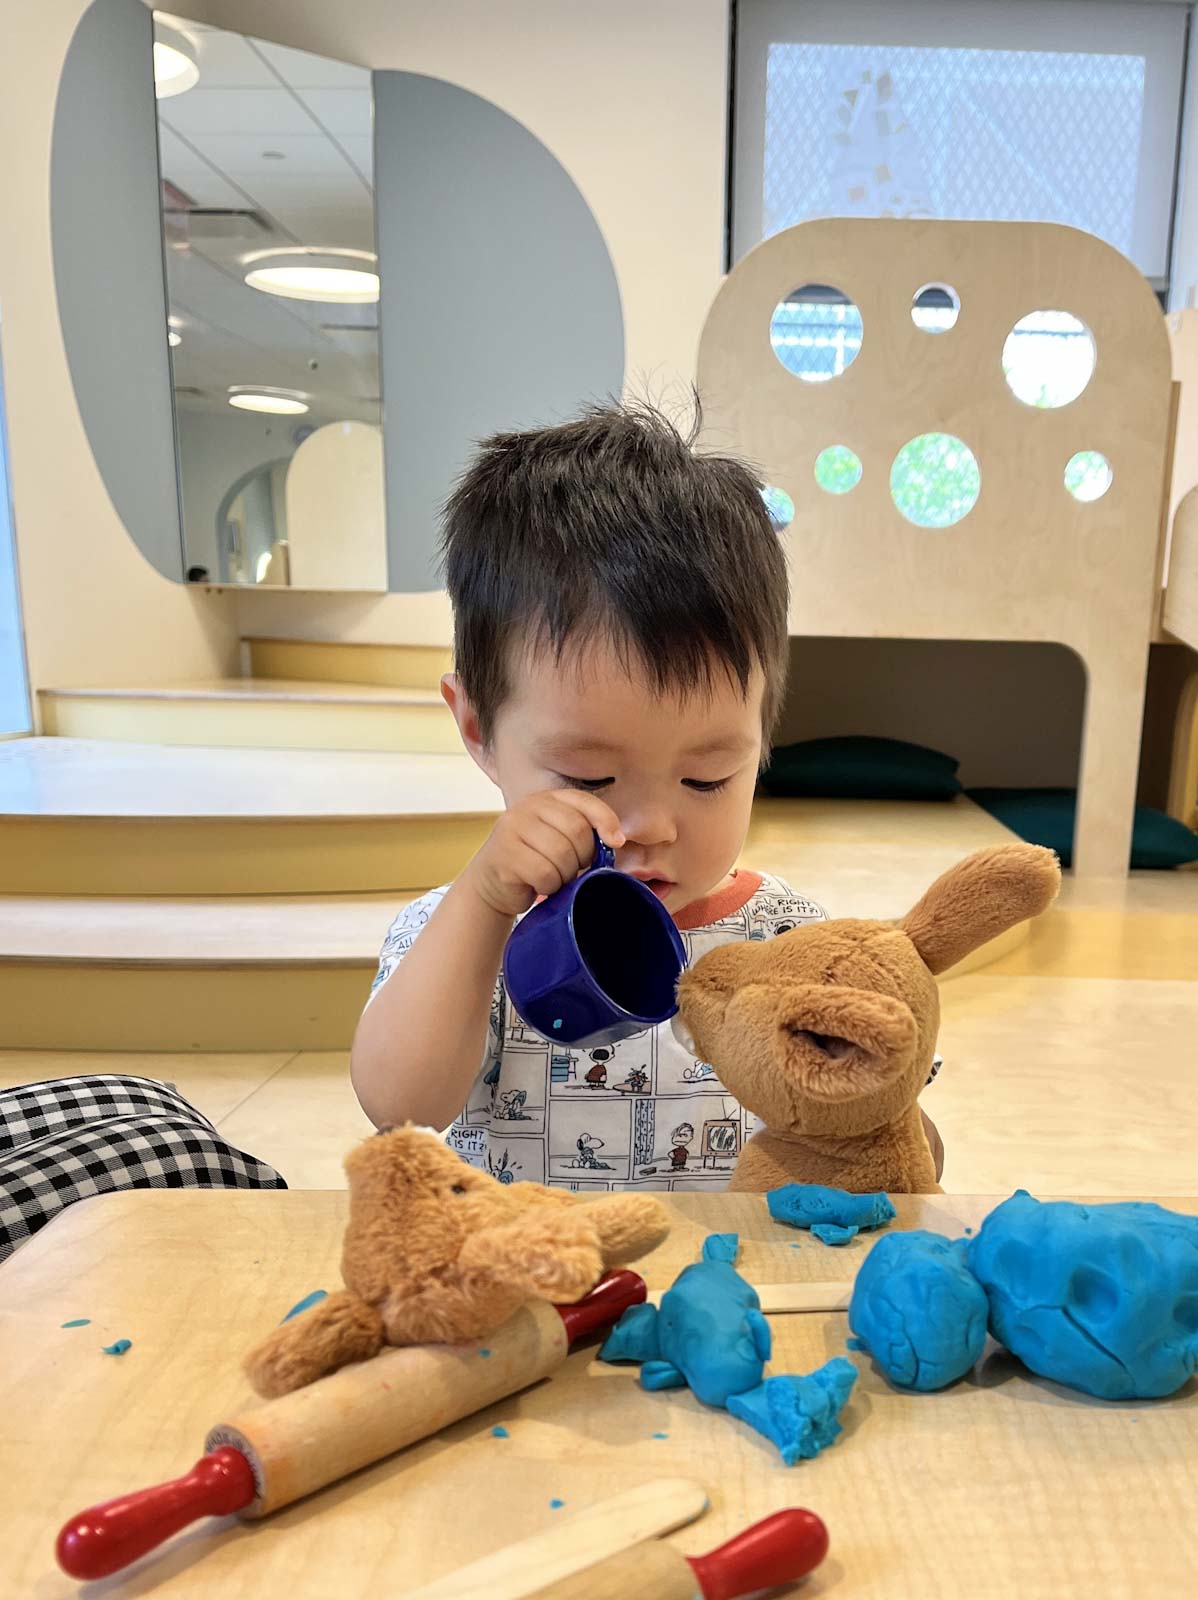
[727,1358,857,1465]
[600,1234,854,1463]
[102,1339,132,1356]
[282,1289,328,1323]
[769,1184,896,1233]
[812,1223,859,1247]
[967,1191,1198,1401]
[849,1230,989,1391]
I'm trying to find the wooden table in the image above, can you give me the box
[3,1190,1196,1597]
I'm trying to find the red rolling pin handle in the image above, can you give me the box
[55,1447,256,1582]
[55,1271,645,1583]
[688,1508,830,1600]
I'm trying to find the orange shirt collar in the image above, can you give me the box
[672,869,763,931]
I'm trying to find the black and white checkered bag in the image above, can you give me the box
[0,1074,286,1264]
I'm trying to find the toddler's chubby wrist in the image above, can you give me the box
[457,857,527,923]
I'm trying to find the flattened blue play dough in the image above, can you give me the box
[812,1223,859,1247]
[769,1184,896,1233]
[281,1289,328,1323]
[600,1234,769,1406]
[727,1358,857,1465]
[849,1230,988,1391]
[967,1190,1198,1400]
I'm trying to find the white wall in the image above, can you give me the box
[0,1,238,704]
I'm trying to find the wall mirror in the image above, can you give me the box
[154,12,386,589]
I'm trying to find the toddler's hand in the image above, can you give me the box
[464,789,624,919]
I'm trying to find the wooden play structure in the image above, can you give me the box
[698,218,1177,878]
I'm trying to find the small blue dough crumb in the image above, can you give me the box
[549,1498,565,1510]
[102,1339,132,1356]
[768,1183,896,1233]
[491,1425,509,1438]
[282,1289,328,1323]
[61,1318,91,1329]
[812,1222,859,1247]
[845,1336,866,1352]
[728,1357,857,1465]
[479,1348,492,1359]
[652,1431,669,1439]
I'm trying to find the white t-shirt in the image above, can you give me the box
[367,869,830,1191]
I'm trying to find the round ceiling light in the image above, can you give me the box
[153,24,199,98]
[228,388,310,415]
[243,248,379,304]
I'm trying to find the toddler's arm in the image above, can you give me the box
[351,787,622,1130]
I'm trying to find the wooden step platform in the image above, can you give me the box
[246,636,453,691]
[0,796,1037,1051]
[0,739,500,895]
[39,678,458,753]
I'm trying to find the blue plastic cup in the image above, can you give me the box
[502,834,687,1048]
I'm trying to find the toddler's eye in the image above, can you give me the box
[559,774,614,791]
[683,777,731,794]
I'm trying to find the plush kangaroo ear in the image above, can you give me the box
[899,844,1061,977]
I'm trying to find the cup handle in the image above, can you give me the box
[590,830,616,872]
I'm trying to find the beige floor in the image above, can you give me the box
[1,963,1194,1196]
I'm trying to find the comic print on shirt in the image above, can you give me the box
[368,871,832,1191]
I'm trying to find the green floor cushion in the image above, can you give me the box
[965,787,1198,870]
[760,736,963,801]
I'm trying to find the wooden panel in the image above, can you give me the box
[1164,486,1198,654]
[39,688,459,754]
[245,638,454,691]
[3,1191,1196,1599]
[698,219,1173,877]
[0,815,491,895]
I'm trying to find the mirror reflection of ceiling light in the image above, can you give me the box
[153,24,199,98]
[242,247,380,304]
[168,329,182,347]
[228,388,310,415]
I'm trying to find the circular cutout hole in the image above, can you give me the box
[1064,450,1112,502]
[1003,311,1096,408]
[771,283,862,383]
[761,484,796,529]
[911,283,960,333]
[814,446,862,494]
[890,434,980,528]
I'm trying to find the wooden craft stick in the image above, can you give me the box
[401,1479,709,1600]
[647,1281,852,1314]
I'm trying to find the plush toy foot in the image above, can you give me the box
[583,1194,671,1266]
[459,1214,605,1305]
[244,1290,385,1399]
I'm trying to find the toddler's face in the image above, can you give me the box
[467,638,764,914]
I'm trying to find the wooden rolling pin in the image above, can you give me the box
[56,1271,645,1582]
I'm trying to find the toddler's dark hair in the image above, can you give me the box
[441,400,789,745]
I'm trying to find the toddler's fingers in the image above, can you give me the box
[515,817,598,890]
[548,789,625,849]
[528,807,598,878]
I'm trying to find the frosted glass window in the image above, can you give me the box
[734,1,1187,287]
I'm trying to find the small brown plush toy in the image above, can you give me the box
[245,1126,670,1398]
[677,844,1061,1194]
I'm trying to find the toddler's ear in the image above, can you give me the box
[899,844,1061,976]
[441,673,498,781]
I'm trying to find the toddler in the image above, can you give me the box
[352,403,942,1189]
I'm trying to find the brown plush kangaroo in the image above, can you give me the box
[677,844,1061,1194]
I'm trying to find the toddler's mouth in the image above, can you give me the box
[629,871,675,900]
